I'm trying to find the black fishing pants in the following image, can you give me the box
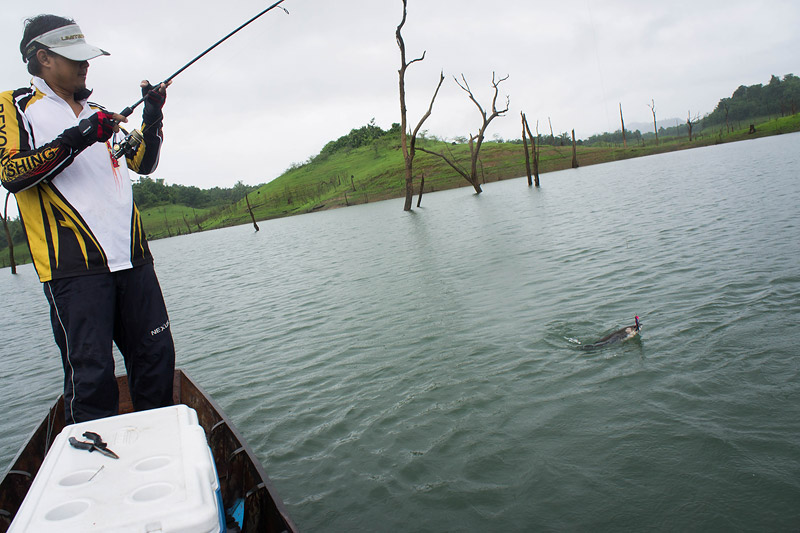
[43,263,175,424]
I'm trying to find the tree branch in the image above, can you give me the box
[417,146,472,183]
[396,0,424,68]
[410,71,445,153]
[455,74,486,120]
[408,50,426,66]
[396,1,408,66]
[490,72,510,118]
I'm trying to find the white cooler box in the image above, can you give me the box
[9,404,226,532]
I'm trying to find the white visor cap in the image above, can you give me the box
[26,24,109,61]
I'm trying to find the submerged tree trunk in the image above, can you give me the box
[469,135,483,193]
[619,103,627,148]
[2,192,17,275]
[417,174,425,207]
[521,112,539,187]
[523,117,540,187]
[245,193,259,231]
[648,99,659,146]
[571,129,579,168]
[521,112,532,186]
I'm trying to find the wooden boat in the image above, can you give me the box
[0,369,298,533]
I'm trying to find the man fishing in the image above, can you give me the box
[0,15,175,424]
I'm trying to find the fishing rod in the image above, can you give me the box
[112,0,289,158]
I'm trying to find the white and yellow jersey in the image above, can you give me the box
[0,77,163,282]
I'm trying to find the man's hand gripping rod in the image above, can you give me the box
[112,0,289,159]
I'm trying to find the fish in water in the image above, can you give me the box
[580,316,642,350]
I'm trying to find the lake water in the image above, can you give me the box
[2,133,800,531]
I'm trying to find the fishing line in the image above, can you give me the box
[112,0,289,158]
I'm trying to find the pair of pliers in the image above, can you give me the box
[68,431,119,459]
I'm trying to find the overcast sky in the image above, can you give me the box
[3,0,799,193]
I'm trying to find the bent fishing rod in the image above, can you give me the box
[112,0,289,158]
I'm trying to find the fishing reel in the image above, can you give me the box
[112,128,143,160]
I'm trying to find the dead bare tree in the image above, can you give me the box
[396,0,445,211]
[686,111,700,141]
[2,192,17,274]
[648,99,659,145]
[419,73,509,194]
[619,103,627,148]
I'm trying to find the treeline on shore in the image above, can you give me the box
[132,177,261,211]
